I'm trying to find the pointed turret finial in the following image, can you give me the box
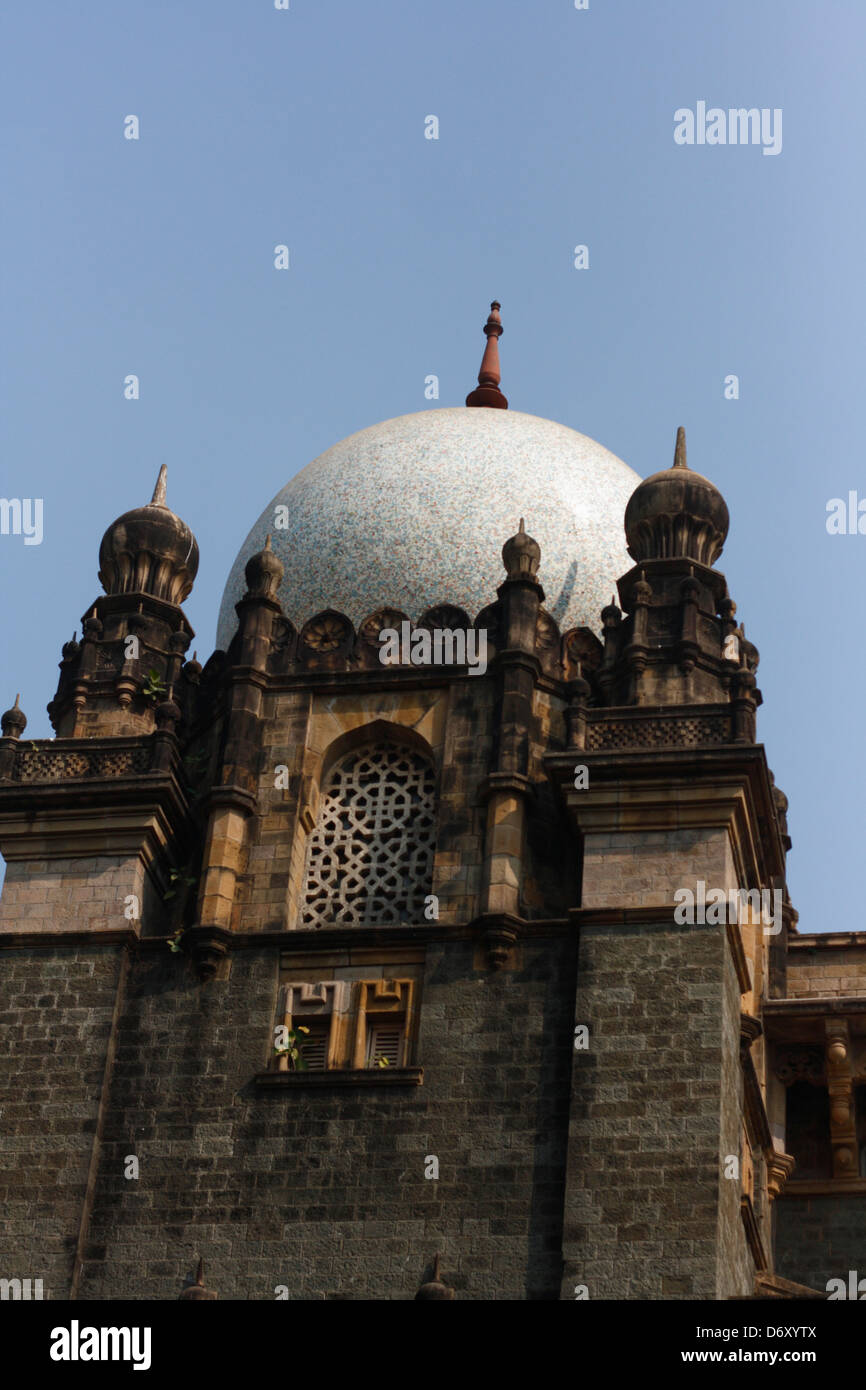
[466,301,508,409]
[244,532,284,599]
[502,516,540,580]
[415,1252,455,1300]
[178,1255,218,1300]
[151,465,168,506]
[624,424,729,565]
[1,694,27,740]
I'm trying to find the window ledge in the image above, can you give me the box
[255,1066,424,1089]
[781,1178,866,1196]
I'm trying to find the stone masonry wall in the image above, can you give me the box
[785,937,866,999]
[775,1195,866,1292]
[560,919,754,1299]
[580,828,736,912]
[0,856,154,935]
[73,933,576,1301]
[0,945,125,1298]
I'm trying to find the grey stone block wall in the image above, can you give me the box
[0,945,124,1298]
[717,937,755,1297]
[775,1195,866,1293]
[560,918,754,1299]
[71,934,575,1301]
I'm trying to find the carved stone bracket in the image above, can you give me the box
[185,924,232,982]
[478,911,521,970]
[766,1150,797,1201]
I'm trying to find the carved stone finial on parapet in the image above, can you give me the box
[415,1253,455,1300]
[623,426,729,566]
[1,694,27,740]
[0,695,27,777]
[566,661,592,749]
[501,518,541,582]
[179,1257,218,1300]
[182,650,203,685]
[154,694,182,733]
[243,534,284,601]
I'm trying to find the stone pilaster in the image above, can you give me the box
[547,743,785,1298]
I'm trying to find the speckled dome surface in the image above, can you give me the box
[216,408,641,649]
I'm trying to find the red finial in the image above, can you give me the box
[466,301,508,409]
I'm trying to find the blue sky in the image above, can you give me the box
[2,0,864,932]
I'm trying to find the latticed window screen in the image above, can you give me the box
[301,742,436,927]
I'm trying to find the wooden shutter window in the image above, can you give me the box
[366,1025,404,1069]
[301,1025,329,1070]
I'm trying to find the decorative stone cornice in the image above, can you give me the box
[204,784,259,816]
[546,742,786,890]
[477,771,536,805]
[0,766,189,864]
[764,996,866,1019]
[0,927,138,950]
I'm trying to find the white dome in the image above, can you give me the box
[216,408,641,649]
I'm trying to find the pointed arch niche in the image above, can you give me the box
[294,717,443,930]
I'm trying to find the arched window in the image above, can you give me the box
[300,741,436,927]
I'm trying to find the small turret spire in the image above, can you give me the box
[151,465,168,505]
[1,694,27,740]
[673,426,688,469]
[178,1255,218,1300]
[415,1251,455,1300]
[466,301,508,409]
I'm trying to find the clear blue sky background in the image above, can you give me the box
[2,0,863,933]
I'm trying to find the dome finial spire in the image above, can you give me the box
[673,426,688,470]
[151,465,168,505]
[466,301,508,409]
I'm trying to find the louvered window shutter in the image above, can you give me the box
[301,1026,329,1070]
[367,1025,403,1069]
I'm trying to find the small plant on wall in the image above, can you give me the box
[142,669,167,703]
[274,1025,311,1071]
[164,864,198,954]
